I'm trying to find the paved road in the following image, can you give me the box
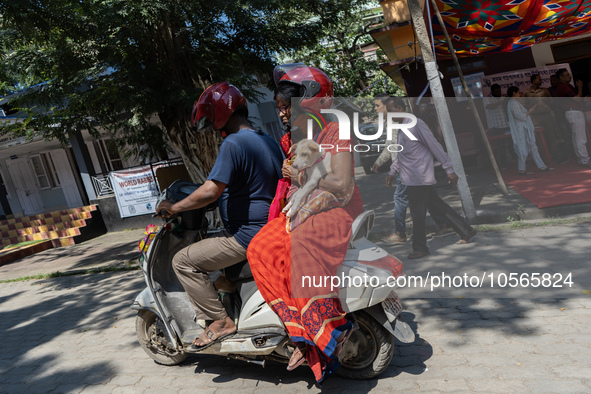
[0,229,145,282]
[1,222,590,393]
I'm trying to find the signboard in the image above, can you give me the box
[479,64,572,97]
[110,166,160,218]
[451,72,485,102]
[0,132,43,150]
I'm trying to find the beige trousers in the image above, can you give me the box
[172,230,246,321]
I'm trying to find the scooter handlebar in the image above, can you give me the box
[153,209,170,218]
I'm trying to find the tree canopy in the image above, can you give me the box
[0,0,396,180]
[278,1,403,98]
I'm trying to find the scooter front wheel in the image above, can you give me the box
[336,310,394,379]
[136,310,188,365]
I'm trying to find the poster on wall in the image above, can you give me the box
[479,64,572,97]
[451,72,485,101]
[110,166,160,218]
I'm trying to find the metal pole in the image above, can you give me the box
[428,0,509,197]
[407,0,476,221]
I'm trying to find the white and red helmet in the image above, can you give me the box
[273,64,334,111]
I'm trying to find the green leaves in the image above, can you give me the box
[1,0,400,177]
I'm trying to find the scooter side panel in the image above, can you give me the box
[150,229,203,337]
[238,291,284,331]
[337,260,394,312]
[345,237,389,261]
[187,337,283,356]
[131,287,159,315]
[369,285,395,308]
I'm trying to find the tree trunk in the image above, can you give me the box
[164,116,222,184]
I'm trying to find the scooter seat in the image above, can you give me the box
[224,260,253,282]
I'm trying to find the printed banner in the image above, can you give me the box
[479,64,572,97]
[110,166,160,218]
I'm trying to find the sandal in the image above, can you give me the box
[456,229,477,244]
[186,327,235,353]
[287,344,306,371]
[334,327,354,361]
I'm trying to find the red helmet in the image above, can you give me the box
[274,64,334,111]
[191,82,248,131]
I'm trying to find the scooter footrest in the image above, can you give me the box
[180,328,204,345]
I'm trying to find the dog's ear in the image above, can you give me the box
[288,143,298,155]
[309,143,319,153]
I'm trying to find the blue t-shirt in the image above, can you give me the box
[207,128,283,249]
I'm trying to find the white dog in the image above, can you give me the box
[282,139,332,219]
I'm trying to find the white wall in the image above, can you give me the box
[531,32,591,66]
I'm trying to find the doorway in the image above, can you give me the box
[569,57,591,96]
[6,158,44,215]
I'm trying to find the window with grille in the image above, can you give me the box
[93,139,124,172]
[30,153,60,189]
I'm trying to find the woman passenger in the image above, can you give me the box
[246,65,363,384]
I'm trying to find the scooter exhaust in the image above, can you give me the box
[228,354,266,367]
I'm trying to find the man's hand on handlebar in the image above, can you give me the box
[155,200,176,218]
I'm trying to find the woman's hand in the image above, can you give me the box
[282,158,294,179]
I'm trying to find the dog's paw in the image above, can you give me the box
[287,199,303,218]
[286,208,294,219]
[282,201,293,214]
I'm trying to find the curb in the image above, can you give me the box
[0,241,54,267]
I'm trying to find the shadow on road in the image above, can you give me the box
[0,273,144,391]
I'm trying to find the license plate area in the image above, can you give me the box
[382,292,403,322]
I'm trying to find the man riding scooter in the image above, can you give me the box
[155,82,283,352]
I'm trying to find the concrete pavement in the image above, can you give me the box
[0,228,145,282]
[355,165,591,237]
[0,221,590,393]
[1,165,590,392]
[3,165,590,282]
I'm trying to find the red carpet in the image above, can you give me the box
[502,162,591,208]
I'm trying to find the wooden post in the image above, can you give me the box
[428,0,509,197]
[407,0,476,221]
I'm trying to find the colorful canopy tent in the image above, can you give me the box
[431,0,591,56]
[375,0,591,60]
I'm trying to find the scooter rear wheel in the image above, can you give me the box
[336,310,394,379]
[136,310,188,365]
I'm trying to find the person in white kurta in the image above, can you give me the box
[506,86,553,175]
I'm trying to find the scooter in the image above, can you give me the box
[131,180,415,379]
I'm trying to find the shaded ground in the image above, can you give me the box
[0,228,144,281]
[0,222,589,393]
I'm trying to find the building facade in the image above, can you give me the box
[0,86,283,223]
